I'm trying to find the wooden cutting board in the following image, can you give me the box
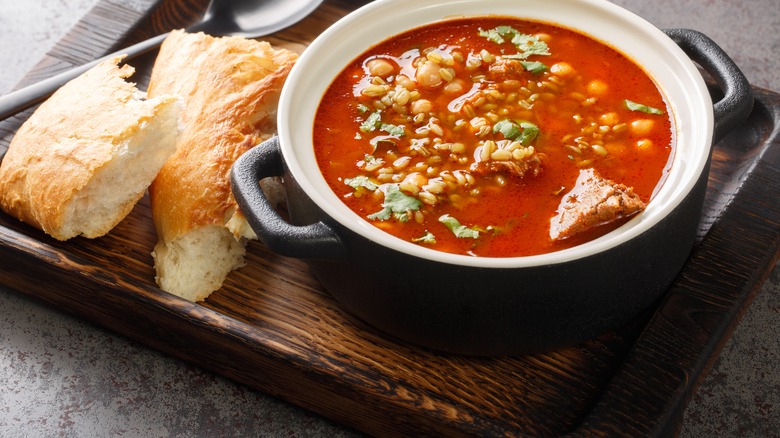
[2,0,779,435]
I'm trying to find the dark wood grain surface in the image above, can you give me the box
[2,0,779,435]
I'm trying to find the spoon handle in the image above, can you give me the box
[0,32,170,120]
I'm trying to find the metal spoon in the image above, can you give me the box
[0,0,323,120]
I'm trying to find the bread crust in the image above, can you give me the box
[148,30,297,244]
[147,30,297,300]
[0,56,179,240]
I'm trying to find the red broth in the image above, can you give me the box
[313,17,673,257]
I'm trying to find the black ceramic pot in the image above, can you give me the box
[231,0,753,355]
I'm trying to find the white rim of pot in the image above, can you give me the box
[278,0,713,268]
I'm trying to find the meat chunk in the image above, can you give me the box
[549,168,646,240]
[470,155,543,179]
[469,139,544,179]
[486,58,525,81]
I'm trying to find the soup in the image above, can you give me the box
[313,17,673,257]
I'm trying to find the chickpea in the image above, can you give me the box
[604,141,626,154]
[587,79,608,96]
[636,139,653,150]
[415,60,444,88]
[550,62,574,77]
[630,118,655,136]
[410,99,433,114]
[400,172,426,194]
[366,58,395,77]
[395,74,415,90]
[443,79,466,95]
[535,33,552,42]
[599,112,619,126]
[465,54,482,70]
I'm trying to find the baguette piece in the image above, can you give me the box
[0,56,180,241]
[147,30,297,302]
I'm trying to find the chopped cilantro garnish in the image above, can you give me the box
[361,154,383,168]
[360,110,404,139]
[367,207,391,221]
[344,176,378,192]
[439,214,480,239]
[516,121,540,145]
[478,26,550,60]
[624,99,665,115]
[369,136,398,152]
[380,123,405,137]
[519,60,548,74]
[511,33,551,58]
[360,110,382,132]
[412,231,437,244]
[493,119,522,139]
[493,119,540,145]
[478,26,511,44]
[393,212,411,222]
[367,185,423,221]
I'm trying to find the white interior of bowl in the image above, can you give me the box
[277,0,714,268]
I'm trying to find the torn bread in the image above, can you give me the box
[147,30,297,302]
[0,56,180,241]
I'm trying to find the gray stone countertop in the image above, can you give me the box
[0,0,778,436]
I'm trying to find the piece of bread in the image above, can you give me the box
[147,30,297,302]
[0,56,180,241]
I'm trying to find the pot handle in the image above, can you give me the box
[231,136,346,260]
[663,28,753,143]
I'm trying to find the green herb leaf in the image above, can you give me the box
[479,26,550,60]
[367,209,392,221]
[412,231,437,244]
[519,60,548,74]
[344,176,378,192]
[516,121,540,145]
[360,110,382,132]
[478,27,507,45]
[439,214,480,239]
[393,212,411,222]
[624,99,665,115]
[493,119,540,145]
[511,33,551,58]
[380,123,405,137]
[493,119,522,140]
[368,185,423,221]
[361,155,384,169]
[369,136,397,153]
[357,103,369,114]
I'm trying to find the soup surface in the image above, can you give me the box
[313,17,673,257]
